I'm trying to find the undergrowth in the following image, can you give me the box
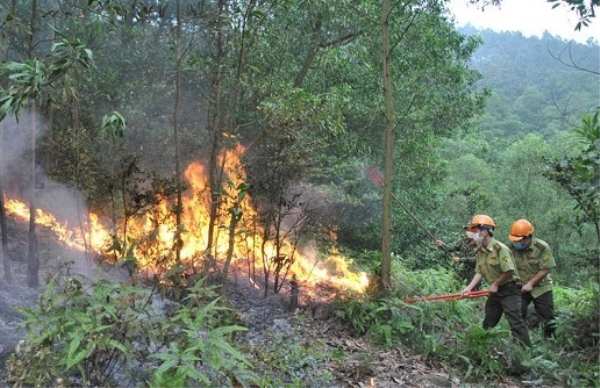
[335,252,600,387]
[240,324,338,388]
[3,274,257,387]
[3,251,597,387]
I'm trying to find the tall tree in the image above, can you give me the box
[172,0,183,265]
[26,0,39,288]
[379,0,394,294]
[0,0,17,283]
[0,44,93,288]
[0,120,11,283]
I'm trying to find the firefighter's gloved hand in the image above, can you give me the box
[451,256,460,265]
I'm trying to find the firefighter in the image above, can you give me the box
[461,215,531,348]
[508,219,556,338]
[434,237,478,289]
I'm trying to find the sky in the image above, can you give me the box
[446,0,600,44]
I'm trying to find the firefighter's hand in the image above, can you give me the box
[451,256,460,265]
[434,240,445,248]
[461,288,472,297]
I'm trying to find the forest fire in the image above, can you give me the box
[4,146,369,297]
[5,198,110,253]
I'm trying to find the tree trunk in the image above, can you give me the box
[0,1,17,284]
[173,0,183,264]
[68,67,93,265]
[204,0,227,275]
[0,121,12,283]
[220,203,240,296]
[205,0,252,277]
[26,0,39,288]
[379,0,394,295]
[27,103,39,288]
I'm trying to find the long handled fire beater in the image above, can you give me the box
[403,289,489,304]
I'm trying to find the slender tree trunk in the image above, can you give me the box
[26,0,39,288]
[0,122,12,283]
[220,203,240,296]
[211,0,254,284]
[0,0,17,284]
[379,0,394,295]
[261,239,270,299]
[27,103,39,288]
[173,0,183,264]
[204,0,227,275]
[121,173,129,259]
[70,79,91,265]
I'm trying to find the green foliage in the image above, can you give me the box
[4,274,255,387]
[544,109,600,242]
[455,326,516,379]
[0,36,94,120]
[570,109,599,198]
[0,60,46,118]
[521,345,599,388]
[335,260,600,386]
[243,325,336,387]
[101,111,127,140]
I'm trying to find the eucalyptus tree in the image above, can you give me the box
[173,0,183,265]
[356,1,486,281]
[0,0,19,283]
[0,0,43,288]
[380,0,395,292]
[0,0,94,287]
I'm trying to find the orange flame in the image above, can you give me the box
[4,146,369,297]
[5,198,109,253]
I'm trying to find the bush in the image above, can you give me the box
[4,274,256,387]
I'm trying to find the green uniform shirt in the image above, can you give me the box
[475,237,520,285]
[511,237,556,298]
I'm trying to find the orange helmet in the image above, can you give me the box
[465,214,495,230]
[508,219,534,242]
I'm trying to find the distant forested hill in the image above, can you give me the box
[458,26,599,139]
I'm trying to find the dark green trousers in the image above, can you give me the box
[522,290,556,338]
[483,281,531,348]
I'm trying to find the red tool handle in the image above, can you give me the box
[404,290,490,304]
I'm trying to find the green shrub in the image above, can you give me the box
[4,274,256,387]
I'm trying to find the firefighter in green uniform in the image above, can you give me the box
[461,215,531,348]
[508,219,557,338]
[434,238,478,289]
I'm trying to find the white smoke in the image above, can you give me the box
[0,109,104,281]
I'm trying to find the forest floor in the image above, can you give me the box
[0,216,543,388]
